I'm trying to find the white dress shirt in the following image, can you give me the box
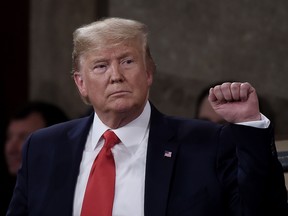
[73,102,151,216]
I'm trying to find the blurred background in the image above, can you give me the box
[1,0,288,140]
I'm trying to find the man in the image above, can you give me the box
[7,17,288,215]
[2,101,69,214]
[4,101,69,175]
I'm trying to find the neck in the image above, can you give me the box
[97,106,146,129]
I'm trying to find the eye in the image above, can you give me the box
[121,57,135,68]
[124,59,133,64]
[93,63,108,74]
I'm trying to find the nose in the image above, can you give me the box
[110,62,124,84]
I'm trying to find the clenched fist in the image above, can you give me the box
[208,82,261,123]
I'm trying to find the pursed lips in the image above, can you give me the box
[108,90,131,97]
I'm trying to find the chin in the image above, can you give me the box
[112,100,139,113]
[114,104,133,113]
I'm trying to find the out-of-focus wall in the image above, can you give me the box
[29,0,98,118]
[29,0,288,139]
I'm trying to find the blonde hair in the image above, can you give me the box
[71,17,156,75]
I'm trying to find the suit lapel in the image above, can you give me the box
[48,114,94,214]
[144,105,179,216]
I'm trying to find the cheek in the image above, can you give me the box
[137,72,153,89]
[5,141,22,153]
[85,79,106,100]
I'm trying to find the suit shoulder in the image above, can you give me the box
[166,115,222,132]
[150,105,223,138]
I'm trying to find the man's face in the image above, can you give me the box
[5,112,46,175]
[74,41,153,122]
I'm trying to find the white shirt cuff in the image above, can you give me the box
[236,113,270,129]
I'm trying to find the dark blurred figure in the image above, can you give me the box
[0,101,69,215]
[0,105,9,216]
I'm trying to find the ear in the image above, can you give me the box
[145,57,155,87]
[147,69,153,87]
[73,72,88,97]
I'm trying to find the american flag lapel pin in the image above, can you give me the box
[164,150,172,158]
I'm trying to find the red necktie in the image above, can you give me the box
[81,130,120,216]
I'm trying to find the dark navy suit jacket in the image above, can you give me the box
[7,105,288,215]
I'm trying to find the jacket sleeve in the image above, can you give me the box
[217,124,288,216]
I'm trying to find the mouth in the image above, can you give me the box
[109,91,131,97]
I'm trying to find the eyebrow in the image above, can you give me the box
[91,51,136,64]
[116,51,136,60]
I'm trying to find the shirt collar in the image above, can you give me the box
[91,102,151,154]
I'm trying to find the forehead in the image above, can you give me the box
[81,40,144,61]
[9,113,45,131]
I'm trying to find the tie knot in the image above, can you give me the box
[103,130,120,149]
